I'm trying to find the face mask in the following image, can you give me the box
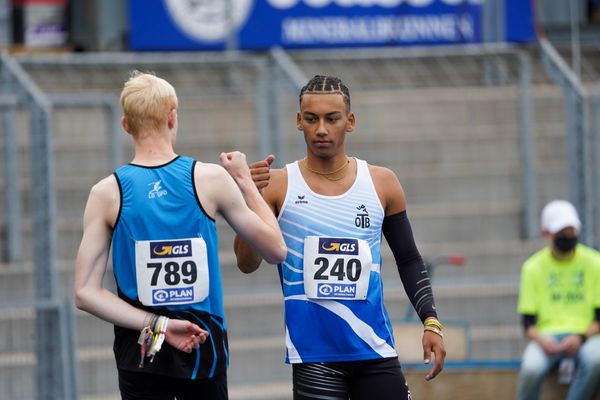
[554,236,578,253]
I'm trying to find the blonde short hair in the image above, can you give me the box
[120,71,178,136]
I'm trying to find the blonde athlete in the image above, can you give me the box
[75,72,286,400]
[235,75,445,399]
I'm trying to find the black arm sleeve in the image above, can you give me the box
[522,314,537,331]
[596,308,600,323]
[382,211,437,323]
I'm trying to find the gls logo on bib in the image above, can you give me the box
[150,240,192,258]
[319,238,358,255]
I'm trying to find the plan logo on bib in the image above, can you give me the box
[317,283,356,298]
[164,0,254,42]
[153,288,195,304]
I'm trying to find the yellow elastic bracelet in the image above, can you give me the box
[424,326,444,338]
[424,318,444,330]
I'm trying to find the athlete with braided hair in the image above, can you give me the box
[234,75,446,399]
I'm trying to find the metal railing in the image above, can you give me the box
[268,47,308,168]
[0,91,21,263]
[271,44,539,239]
[48,93,123,169]
[0,44,584,396]
[0,51,76,400]
[540,38,595,246]
[1,51,290,399]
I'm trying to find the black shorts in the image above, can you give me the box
[118,368,227,400]
[292,357,411,400]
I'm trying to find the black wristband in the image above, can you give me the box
[522,314,536,330]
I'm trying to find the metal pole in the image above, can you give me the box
[517,52,537,239]
[570,0,581,82]
[0,0,11,47]
[270,47,309,165]
[565,90,590,244]
[594,84,600,249]
[481,0,506,85]
[107,101,123,169]
[30,103,63,400]
[270,70,283,168]
[255,60,271,160]
[582,95,593,246]
[540,38,589,243]
[225,0,239,93]
[63,299,80,400]
[0,78,22,262]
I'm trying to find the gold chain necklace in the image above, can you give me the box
[304,157,350,181]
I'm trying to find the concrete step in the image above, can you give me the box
[0,276,523,352]
[409,200,522,243]
[2,138,566,183]
[414,238,547,281]
[0,201,525,261]
[0,233,540,306]
[18,61,259,94]
[0,319,526,399]
[340,85,563,126]
[0,159,567,224]
[1,186,548,263]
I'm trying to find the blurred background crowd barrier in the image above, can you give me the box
[1,0,600,399]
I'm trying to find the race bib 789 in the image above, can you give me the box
[135,237,209,306]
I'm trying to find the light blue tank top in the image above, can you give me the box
[111,156,224,321]
[278,159,397,363]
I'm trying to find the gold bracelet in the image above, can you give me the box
[424,318,444,330]
[424,326,444,338]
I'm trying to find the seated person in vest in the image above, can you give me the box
[517,200,600,400]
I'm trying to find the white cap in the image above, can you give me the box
[541,200,582,234]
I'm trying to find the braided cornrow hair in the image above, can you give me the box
[299,75,351,111]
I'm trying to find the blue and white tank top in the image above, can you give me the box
[278,158,397,363]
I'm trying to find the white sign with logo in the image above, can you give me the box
[303,236,372,300]
[164,0,254,42]
[135,237,209,306]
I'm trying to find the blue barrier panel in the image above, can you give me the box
[128,0,534,50]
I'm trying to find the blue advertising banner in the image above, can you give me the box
[129,0,533,51]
